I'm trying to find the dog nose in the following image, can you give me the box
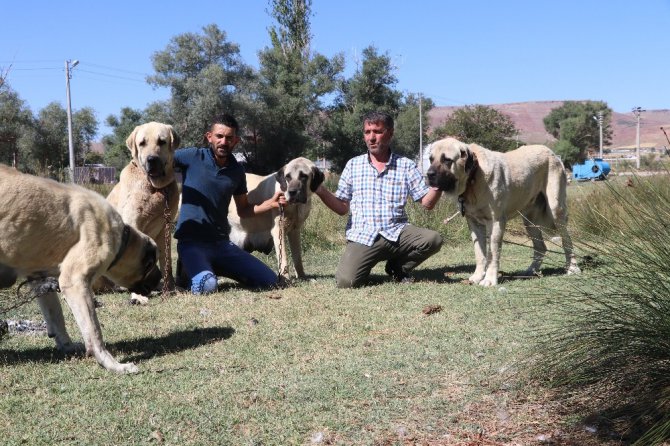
[129,265,162,296]
[425,170,437,186]
[146,155,161,169]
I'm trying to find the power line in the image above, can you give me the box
[83,62,150,76]
[76,68,146,83]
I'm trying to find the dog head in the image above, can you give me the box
[275,157,325,204]
[126,122,180,189]
[426,137,477,196]
[105,225,162,296]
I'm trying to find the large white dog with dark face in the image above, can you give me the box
[0,165,162,373]
[426,137,580,286]
[106,122,180,303]
[228,157,325,281]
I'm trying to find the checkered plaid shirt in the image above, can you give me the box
[335,152,430,247]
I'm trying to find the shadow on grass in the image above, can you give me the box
[0,326,235,365]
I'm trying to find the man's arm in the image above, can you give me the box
[315,185,349,216]
[234,191,286,218]
[419,187,442,210]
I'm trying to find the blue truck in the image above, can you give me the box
[572,158,611,181]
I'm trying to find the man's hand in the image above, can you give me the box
[266,191,286,209]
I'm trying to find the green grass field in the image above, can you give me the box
[0,177,661,445]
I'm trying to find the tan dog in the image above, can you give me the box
[106,122,180,303]
[0,164,161,373]
[426,137,580,286]
[228,157,324,280]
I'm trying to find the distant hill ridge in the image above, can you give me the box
[428,101,670,149]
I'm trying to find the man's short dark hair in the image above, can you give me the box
[362,111,394,130]
[212,113,239,133]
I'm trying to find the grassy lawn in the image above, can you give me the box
[0,192,629,445]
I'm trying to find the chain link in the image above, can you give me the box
[159,188,173,297]
[276,204,285,280]
[0,277,59,317]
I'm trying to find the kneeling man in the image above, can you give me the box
[316,111,443,287]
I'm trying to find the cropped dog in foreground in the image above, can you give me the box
[0,165,161,373]
[426,137,580,286]
[106,122,180,303]
[228,157,324,280]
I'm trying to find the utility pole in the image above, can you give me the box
[593,111,603,158]
[65,59,79,182]
[632,106,645,169]
[418,93,423,173]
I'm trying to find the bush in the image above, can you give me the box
[530,174,670,445]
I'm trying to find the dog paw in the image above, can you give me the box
[118,362,139,374]
[129,294,149,305]
[468,273,485,284]
[567,265,581,275]
[57,341,85,355]
[479,276,498,287]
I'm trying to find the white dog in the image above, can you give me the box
[106,122,180,303]
[0,165,161,373]
[426,137,580,286]
[228,157,324,280]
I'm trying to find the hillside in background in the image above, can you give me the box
[428,101,670,149]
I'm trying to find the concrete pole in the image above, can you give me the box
[418,94,423,174]
[598,111,603,159]
[633,107,644,169]
[65,60,76,182]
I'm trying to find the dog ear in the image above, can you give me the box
[167,125,180,151]
[125,126,140,160]
[464,148,477,173]
[310,166,325,192]
[275,167,287,191]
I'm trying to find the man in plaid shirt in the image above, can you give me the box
[316,111,443,288]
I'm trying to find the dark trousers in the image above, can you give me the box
[335,225,443,288]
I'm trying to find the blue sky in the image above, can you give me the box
[2,0,669,138]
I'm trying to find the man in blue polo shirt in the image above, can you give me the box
[315,111,443,288]
[174,113,284,294]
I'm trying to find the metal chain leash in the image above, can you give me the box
[276,204,285,280]
[0,277,59,317]
[159,188,173,297]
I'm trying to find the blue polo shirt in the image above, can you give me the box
[174,147,247,242]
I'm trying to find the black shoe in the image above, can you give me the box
[175,258,189,289]
[385,262,412,283]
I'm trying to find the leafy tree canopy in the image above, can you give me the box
[324,46,403,170]
[431,104,519,152]
[251,0,344,172]
[543,100,612,166]
[147,24,255,146]
[0,84,35,170]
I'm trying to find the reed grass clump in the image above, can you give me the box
[531,174,670,445]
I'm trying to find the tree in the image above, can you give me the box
[252,0,344,172]
[147,24,255,146]
[431,105,519,152]
[394,93,435,161]
[31,102,98,178]
[103,107,145,173]
[0,84,35,170]
[543,100,612,166]
[324,46,402,170]
[73,106,98,165]
[32,102,69,175]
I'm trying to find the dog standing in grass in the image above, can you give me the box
[426,137,581,286]
[0,164,161,373]
[228,157,324,281]
[106,122,180,303]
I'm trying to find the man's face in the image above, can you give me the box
[206,123,239,163]
[363,120,393,157]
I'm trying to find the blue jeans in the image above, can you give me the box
[177,239,278,294]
